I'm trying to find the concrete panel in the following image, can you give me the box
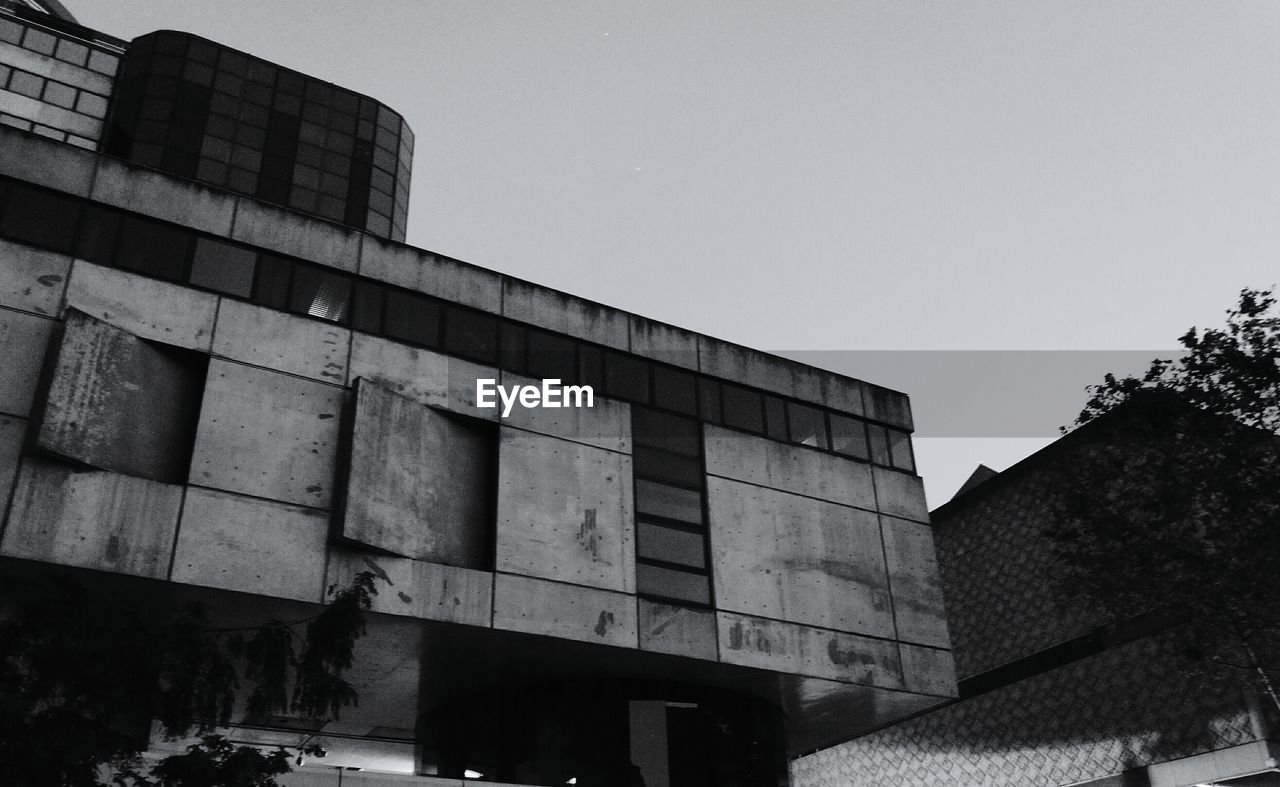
[358,234,501,313]
[493,572,637,648]
[707,476,895,637]
[638,599,718,661]
[190,360,345,508]
[0,414,25,514]
[342,379,493,567]
[65,261,218,351]
[496,429,635,593]
[35,310,205,483]
[499,371,630,453]
[863,384,914,430]
[0,308,54,416]
[212,299,349,384]
[347,333,496,420]
[230,198,361,272]
[90,157,236,236]
[0,239,71,316]
[171,487,328,602]
[899,643,957,697]
[703,424,875,510]
[0,125,96,196]
[1,458,181,578]
[717,611,904,688]
[501,278,629,351]
[629,316,699,371]
[872,467,929,524]
[882,515,950,649]
[698,338,865,415]
[328,549,493,627]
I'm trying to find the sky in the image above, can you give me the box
[71,1,1280,506]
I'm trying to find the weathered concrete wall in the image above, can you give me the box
[629,316,699,370]
[171,487,329,602]
[231,198,361,273]
[347,333,497,419]
[327,548,493,628]
[502,278,630,351]
[342,379,492,567]
[716,611,904,688]
[0,308,54,416]
[65,261,218,352]
[0,414,24,515]
[638,599,718,660]
[90,157,236,236]
[211,299,350,384]
[189,359,344,508]
[0,125,96,195]
[707,476,894,637]
[36,310,204,483]
[871,466,929,524]
[0,238,70,316]
[704,425,875,510]
[881,515,950,649]
[1,458,181,578]
[359,234,501,313]
[499,371,630,452]
[493,572,638,648]
[495,428,635,593]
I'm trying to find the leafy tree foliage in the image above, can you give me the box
[0,569,378,786]
[1048,288,1280,707]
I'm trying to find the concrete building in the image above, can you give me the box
[0,5,955,784]
[791,427,1280,787]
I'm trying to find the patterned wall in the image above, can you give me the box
[791,631,1261,787]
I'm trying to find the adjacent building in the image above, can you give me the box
[0,4,956,785]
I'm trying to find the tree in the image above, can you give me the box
[1047,287,1280,709]
[0,568,378,787]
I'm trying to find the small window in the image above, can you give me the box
[0,184,80,253]
[289,266,351,322]
[698,378,722,423]
[636,564,710,605]
[71,205,117,263]
[867,425,891,466]
[351,280,385,334]
[252,254,291,310]
[498,322,527,373]
[788,403,830,450]
[887,429,916,472]
[635,480,704,525]
[721,384,764,433]
[116,217,191,282]
[577,344,604,390]
[632,409,701,458]
[443,307,498,364]
[604,352,650,403]
[763,396,788,441]
[632,446,702,488]
[637,523,706,569]
[652,365,697,415]
[384,288,441,347]
[526,328,576,383]
[189,237,256,297]
[829,414,869,460]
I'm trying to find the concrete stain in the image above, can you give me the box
[593,610,615,637]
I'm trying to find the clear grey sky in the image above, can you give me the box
[72,1,1280,505]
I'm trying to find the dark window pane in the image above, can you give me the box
[290,265,351,322]
[788,403,830,450]
[252,254,291,309]
[763,396,788,441]
[638,523,706,569]
[633,446,702,488]
[605,352,650,403]
[636,564,710,605]
[444,307,498,364]
[652,365,697,415]
[577,344,604,390]
[384,288,441,347]
[189,237,256,297]
[632,409,701,457]
[722,384,764,433]
[0,185,80,252]
[829,414,869,460]
[635,479,703,525]
[887,429,915,472]
[527,329,576,382]
[698,378,722,423]
[498,322,526,373]
[116,217,190,281]
[867,424,891,466]
[351,280,384,334]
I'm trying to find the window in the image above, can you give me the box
[526,328,576,383]
[652,365,697,415]
[829,413,869,460]
[289,264,351,322]
[0,184,80,253]
[443,306,498,365]
[866,424,891,466]
[721,384,763,433]
[605,351,650,402]
[763,395,788,441]
[189,237,256,297]
[252,253,291,310]
[384,288,441,347]
[115,216,191,282]
[350,280,385,334]
[788,402,829,449]
[886,428,916,472]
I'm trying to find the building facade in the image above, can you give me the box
[0,5,955,785]
[791,433,1280,787]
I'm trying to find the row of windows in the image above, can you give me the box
[0,111,95,148]
[0,62,110,119]
[0,176,915,473]
[0,15,120,76]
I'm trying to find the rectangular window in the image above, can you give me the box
[763,395,788,441]
[722,384,764,433]
[829,413,869,460]
[867,424,891,467]
[443,306,498,365]
[526,328,576,383]
[252,253,291,310]
[636,564,711,606]
[632,446,702,488]
[351,280,385,334]
[635,480,704,525]
[652,365,697,415]
[116,216,191,282]
[189,237,257,297]
[74,205,121,264]
[637,523,706,569]
[788,403,830,450]
[384,288,441,348]
[887,429,916,472]
[498,321,527,373]
[0,184,81,253]
[698,378,722,423]
[605,351,651,403]
[632,408,702,458]
[577,344,604,390]
[289,265,351,322]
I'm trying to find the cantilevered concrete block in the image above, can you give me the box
[342,379,494,568]
[707,476,894,637]
[328,549,493,627]
[703,424,875,510]
[881,515,951,649]
[35,310,205,483]
[716,611,904,688]
[2,458,182,578]
[190,359,345,508]
[65,261,218,352]
[493,572,637,648]
[347,333,496,420]
[212,299,350,384]
[638,599,718,661]
[0,308,55,417]
[0,239,71,316]
[499,371,630,453]
[496,429,635,593]
[872,467,929,524]
[171,487,329,602]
